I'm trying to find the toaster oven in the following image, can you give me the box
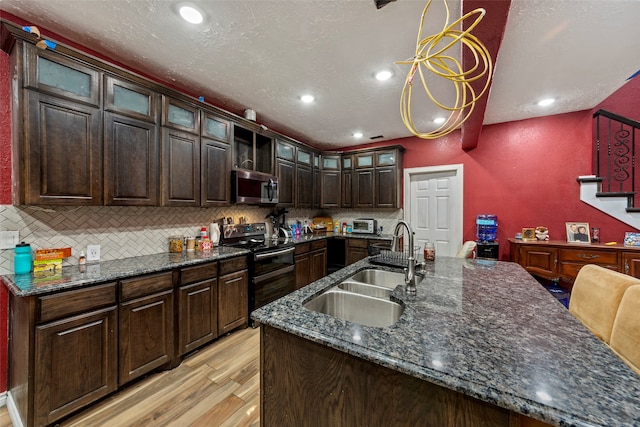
[352,219,377,234]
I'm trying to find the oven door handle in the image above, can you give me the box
[254,246,295,260]
[253,265,295,284]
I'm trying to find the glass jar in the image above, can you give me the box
[424,242,436,261]
[168,235,184,253]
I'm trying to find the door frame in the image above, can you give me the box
[403,164,464,253]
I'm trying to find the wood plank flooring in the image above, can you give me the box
[0,326,260,427]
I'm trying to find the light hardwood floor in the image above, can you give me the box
[0,326,260,427]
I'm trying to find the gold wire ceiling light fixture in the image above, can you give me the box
[396,0,493,139]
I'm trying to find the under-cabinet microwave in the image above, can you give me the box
[231,170,279,204]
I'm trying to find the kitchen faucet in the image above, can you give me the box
[391,220,418,294]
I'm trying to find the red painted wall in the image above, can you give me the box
[349,110,635,259]
[596,76,640,123]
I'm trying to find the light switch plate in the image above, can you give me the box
[87,244,101,261]
[0,231,19,249]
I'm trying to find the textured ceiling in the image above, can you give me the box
[2,0,639,150]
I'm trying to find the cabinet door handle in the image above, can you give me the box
[625,260,630,274]
[576,254,600,260]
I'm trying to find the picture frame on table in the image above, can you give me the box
[566,222,591,243]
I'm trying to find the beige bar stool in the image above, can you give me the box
[609,285,640,375]
[568,264,640,343]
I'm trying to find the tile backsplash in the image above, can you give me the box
[0,205,402,274]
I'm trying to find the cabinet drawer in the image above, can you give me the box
[560,262,619,279]
[311,239,327,250]
[348,239,369,248]
[295,242,311,255]
[180,262,218,285]
[219,256,248,275]
[559,249,618,265]
[38,282,117,323]
[120,271,173,301]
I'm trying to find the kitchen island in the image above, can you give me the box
[252,257,640,427]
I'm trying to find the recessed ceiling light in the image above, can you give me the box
[300,94,315,103]
[179,6,203,24]
[353,132,363,138]
[375,70,393,81]
[433,117,446,124]
[537,98,555,106]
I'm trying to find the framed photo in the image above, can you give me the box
[566,222,591,243]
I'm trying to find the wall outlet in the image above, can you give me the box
[0,231,19,249]
[87,244,101,262]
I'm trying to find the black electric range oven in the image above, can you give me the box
[221,223,295,326]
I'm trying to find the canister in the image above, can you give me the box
[14,242,32,274]
[168,235,184,253]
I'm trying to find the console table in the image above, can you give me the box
[509,238,640,286]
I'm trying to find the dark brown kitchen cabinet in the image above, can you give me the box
[104,112,159,205]
[276,159,295,206]
[161,127,201,206]
[233,124,273,173]
[355,169,375,208]
[295,251,312,289]
[177,262,219,356]
[296,164,313,208]
[23,91,103,205]
[104,75,158,122]
[118,271,174,386]
[162,96,200,134]
[201,137,231,206]
[218,257,249,335]
[10,282,118,427]
[313,156,321,208]
[347,238,369,265]
[375,167,397,208]
[374,148,403,208]
[342,170,353,208]
[295,240,327,288]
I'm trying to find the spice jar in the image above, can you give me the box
[169,235,184,253]
[424,241,436,261]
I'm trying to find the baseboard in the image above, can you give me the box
[7,391,25,427]
[0,391,5,407]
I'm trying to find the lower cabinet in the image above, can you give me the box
[295,240,327,289]
[23,283,119,427]
[346,239,369,265]
[118,271,174,385]
[509,239,640,284]
[218,270,249,334]
[177,262,219,356]
[9,255,250,427]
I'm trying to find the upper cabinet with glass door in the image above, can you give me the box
[162,96,200,134]
[25,47,100,107]
[104,76,158,123]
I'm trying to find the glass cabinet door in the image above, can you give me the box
[26,47,100,106]
[162,96,199,133]
[104,76,158,122]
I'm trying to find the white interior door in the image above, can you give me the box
[404,165,463,257]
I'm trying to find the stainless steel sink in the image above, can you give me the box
[347,269,406,289]
[337,280,392,298]
[303,289,404,328]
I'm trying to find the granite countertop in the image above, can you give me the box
[1,246,250,297]
[1,233,391,297]
[252,256,640,427]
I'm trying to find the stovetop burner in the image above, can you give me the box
[221,222,293,252]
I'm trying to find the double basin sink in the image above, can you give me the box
[303,269,406,327]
